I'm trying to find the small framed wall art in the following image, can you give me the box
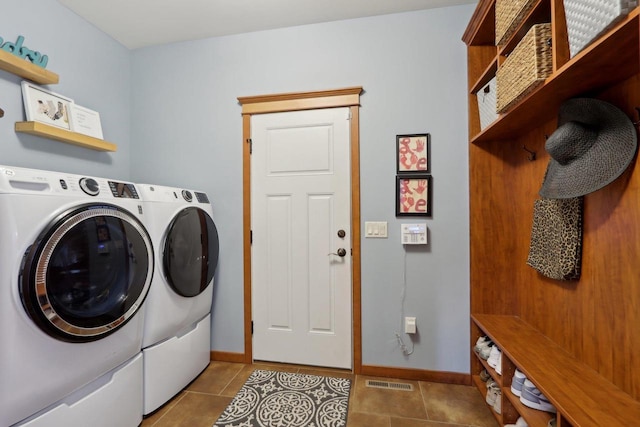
[21,81,73,130]
[396,133,430,174]
[69,104,104,139]
[396,175,432,217]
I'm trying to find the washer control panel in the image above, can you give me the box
[79,177,100,196]
[181,190,193,202]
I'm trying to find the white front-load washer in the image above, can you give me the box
[137,183,219,415]
[0,165,154,427]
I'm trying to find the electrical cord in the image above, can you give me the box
[396,250,414,356]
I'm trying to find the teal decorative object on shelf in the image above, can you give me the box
[0,35,48,68]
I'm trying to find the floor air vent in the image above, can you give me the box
[365,380,413,391]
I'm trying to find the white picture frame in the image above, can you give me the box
[69,104,104,139]
[21,81,74,130]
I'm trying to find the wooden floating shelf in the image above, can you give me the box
[0,50,59,85]
[15,121,117,152]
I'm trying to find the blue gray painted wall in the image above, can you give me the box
[1,0,131,178]
[1,1,474,374]
[129,5,474,373]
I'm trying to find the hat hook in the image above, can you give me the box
[523,144,536,161]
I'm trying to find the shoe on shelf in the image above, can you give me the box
[479,342,494,360]
[485,382,500,407]
[504,417,529,427]
[493,388,502,414]
[495,350,503,375]
[548,418,557,427]
[475,336,493,358]
[487,345,501,368]
[480,369,491,382]
[474,335,491,353]
[520,379,557,413]
[511,369,526,396]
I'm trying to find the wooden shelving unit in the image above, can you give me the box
[472,315,640,426]
[464,1,640,426]
[463,2,640,143]
[15,121,117,152]
[0,49,59,85]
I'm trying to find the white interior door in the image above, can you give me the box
[251,107,352,369]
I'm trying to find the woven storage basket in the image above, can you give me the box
[496,23,553,114]
[564,0,637,58]
[476,76,498,130]
[495,0,538,45]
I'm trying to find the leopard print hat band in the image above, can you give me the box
[539,98,637,199]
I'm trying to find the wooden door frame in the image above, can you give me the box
[238,87,363,373]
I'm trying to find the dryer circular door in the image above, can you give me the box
[163,207,219,297]
[20,204,154,343]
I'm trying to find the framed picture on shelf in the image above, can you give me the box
[69,104,104,139]
[396,175,432,217]
[396,133,430,174]
[21,81,73,130]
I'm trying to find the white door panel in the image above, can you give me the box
[252,107,352,369]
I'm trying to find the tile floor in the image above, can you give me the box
[141,361,499,427]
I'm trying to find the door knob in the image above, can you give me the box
[328,248,347,257]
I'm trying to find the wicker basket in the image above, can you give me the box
[496,23,553,114]
[564,0,637,57]
[476,76,498,130]
[495,0,538,45]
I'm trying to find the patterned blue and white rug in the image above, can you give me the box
[214,369,351,427]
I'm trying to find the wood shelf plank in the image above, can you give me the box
[504,387,554,427]
[15,121,117,152]
[472,314,640,426]
[470,58,498,95]
[462,0,496,46]
[470,7,640,144]
[0,50,59,85]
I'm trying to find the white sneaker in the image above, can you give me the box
[493,388,502,414]
[479,343,494,360]
[520,379,556,413]
[511,369,526,396]
[504,417,529,427]
[487,345,501,368]
[474,336,491,353]
[485,383,499,406]
[495,350,502,375]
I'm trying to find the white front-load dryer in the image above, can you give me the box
[137,184,219,414]
[0,165,154,427]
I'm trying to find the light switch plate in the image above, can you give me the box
[364,221,388,238]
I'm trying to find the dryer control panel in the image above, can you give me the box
[108,181,140,199]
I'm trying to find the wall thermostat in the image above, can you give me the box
[401,223,427,245]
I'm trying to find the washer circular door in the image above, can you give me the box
[163,207,219,297]
[20,203,154,343]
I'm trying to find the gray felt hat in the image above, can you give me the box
[539,98,637,199]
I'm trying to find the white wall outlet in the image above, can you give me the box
[404,316,416,334]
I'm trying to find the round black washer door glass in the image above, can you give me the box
[164,207,219,297]
[20,204,154,342]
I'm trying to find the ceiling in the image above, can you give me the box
[58,0,477,50]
